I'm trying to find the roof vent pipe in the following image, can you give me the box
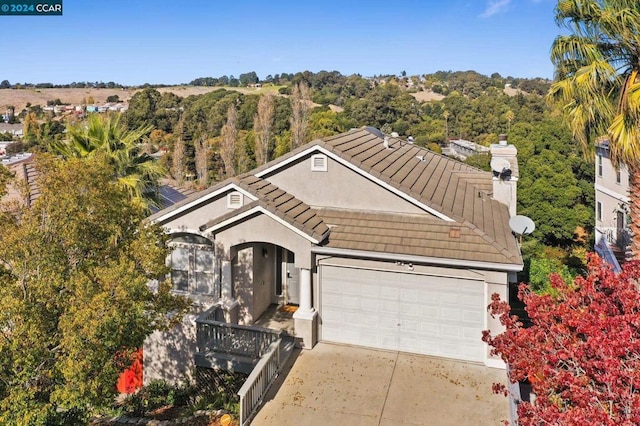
[383,135,390,149]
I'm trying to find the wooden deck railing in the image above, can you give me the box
[195,304,282,359]
[238,339,281,426]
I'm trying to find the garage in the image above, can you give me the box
[319,265,485,362]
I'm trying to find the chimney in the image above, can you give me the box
[490,134,518,217]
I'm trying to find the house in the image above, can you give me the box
[445,138,490,160]
[1,153,39,207]
[0,123,24,138]
[143,127,523,384]
[594,139,630,271]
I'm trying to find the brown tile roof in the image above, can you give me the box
[316,129,520,265]
[200,176,329,242]
[154,127,522,268]
[315,208,521,265]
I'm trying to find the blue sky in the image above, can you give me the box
[1,0,561,85]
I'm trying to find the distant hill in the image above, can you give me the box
[0,86,281,113]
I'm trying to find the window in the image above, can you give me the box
[597,201,602,222]
[597,154,603,177]
[616,168,621,184]
[169,244,217,295]
[227,191,243,208]
[311,154,328,172]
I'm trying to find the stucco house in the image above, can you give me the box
[144,127,523,384]
[594,139,630,271]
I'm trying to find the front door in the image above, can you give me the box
[286,250,299,305]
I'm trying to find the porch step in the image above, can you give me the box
[611,246,627,266]
[279,335,296,367]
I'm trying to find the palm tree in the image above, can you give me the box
[547,0,640,256]
[505,110,515,134]
[52,113,165,209]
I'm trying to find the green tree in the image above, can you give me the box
[0,156,188,424]
[548,0,640,255]
[51,113,165,209]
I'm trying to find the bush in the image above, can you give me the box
[144,379,172,410]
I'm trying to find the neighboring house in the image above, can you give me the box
[1,153,39,208]
[144,127,523,384]
[0,123,24,138]
[445,138,490,160]
[594,139,630,271]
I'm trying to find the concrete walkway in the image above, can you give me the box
[251,343,509,426]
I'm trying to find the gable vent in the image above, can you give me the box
[311,154,328,172]
[227,192,243,208]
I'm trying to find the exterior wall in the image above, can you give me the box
[234,245,254,325]
[158,190,253,233]
[596,146,629,196]
[252,243,275,321]
[213,213,313,269]
[264,153,426,215]
[595,145,629,237]
[231,243,276,325]
[143,304,208,385]
[483,270,509,369]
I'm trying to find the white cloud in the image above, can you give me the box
[480,0,511,18]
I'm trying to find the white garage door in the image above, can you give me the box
[320,265,485,362]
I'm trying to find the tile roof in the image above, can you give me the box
[152,127,522,268]
[199,175,329,243]
[315,208,521,265]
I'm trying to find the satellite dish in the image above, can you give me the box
[509,215,535,235]
[491,158,511,173]
[491,158,512,180]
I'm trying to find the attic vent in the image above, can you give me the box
[449,228,461,239]
[311,154,328,172]
[227,192,243,208]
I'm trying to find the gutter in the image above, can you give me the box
[311,246,524,272]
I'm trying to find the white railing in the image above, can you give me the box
[238,339,281,426]
[599,226,631,250]
[595,232,622,272]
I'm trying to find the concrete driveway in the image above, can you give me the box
[251,343,509,426]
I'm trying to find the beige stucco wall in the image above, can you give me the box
[234,245,254,325]
[143,304,209,385]
[264,153,426,214]
[596,148,629,195]
[595,148,629,231]
[213,213,313,269]
[483,270,509,367]
[253,243,275,322]
[231,243,276,325]
[157,190,253,233]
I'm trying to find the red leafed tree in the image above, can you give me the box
[116,348,143,394]
[482,254,640,425]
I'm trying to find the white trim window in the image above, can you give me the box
[311,154,328,172]
[597,154,603,177]
[227,191,243,208]
[169,244,217,295]
[597,201,602,222]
